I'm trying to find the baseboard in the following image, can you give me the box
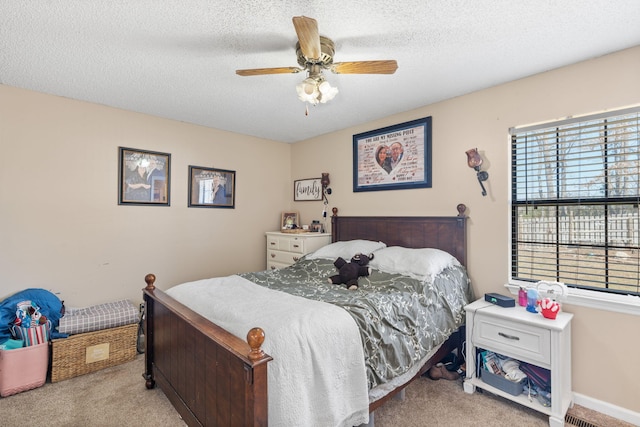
[573,392,640,426]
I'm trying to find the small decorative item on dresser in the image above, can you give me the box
[526,288,539,313]
[540,298,560,319]
[310,220,323,233]
[535,281,566,319]
[518,287,527,307]
[281,211,300,230]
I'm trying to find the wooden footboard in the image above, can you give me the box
[142,274,272,427]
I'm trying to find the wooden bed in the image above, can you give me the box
[142,205,468,426]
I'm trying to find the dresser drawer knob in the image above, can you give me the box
[270,242,276,246]
[498,332,520,341]
[292,244,300,249]
[271,253,276,258]
[293,256,299,261]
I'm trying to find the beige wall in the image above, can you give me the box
[1,46,638,415]
[0,85,292,306]
[292,46,640,414]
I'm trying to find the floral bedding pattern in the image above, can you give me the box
[239,257,473,389]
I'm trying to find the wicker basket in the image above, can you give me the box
[50,323,137,382]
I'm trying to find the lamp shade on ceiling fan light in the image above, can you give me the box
[296,77,338,104]
[300,78,318,95]
[318,81,338,102]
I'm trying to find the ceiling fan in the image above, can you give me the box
[236,16,398,105]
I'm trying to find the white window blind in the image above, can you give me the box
[510,106,640,296]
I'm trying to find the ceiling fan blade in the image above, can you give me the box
[331,60,398,74]
[292,16,320,60]
[236,67,303,76]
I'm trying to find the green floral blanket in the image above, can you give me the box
[240,257,473,389]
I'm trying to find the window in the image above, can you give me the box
[510,107,640,298]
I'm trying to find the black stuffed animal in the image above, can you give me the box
[328,253,375,290]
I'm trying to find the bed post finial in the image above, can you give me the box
[247,327,266,361]
[456,204,467,217]
[332,207,338,216]
[144,273,156,290]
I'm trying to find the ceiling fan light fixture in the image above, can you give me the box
[296,79,319,104]
[318,80,338,103]
[237,16,397,108]
[301,77,319,95]
[296,75,338,105]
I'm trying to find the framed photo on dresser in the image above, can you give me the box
[281,211,300,229]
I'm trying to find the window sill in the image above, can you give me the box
[505,281,640,316]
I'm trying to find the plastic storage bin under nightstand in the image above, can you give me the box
[0,342,49,397]
[479,368,524,396]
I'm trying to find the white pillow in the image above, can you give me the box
[307,239,387,260]
[369,246,460,279]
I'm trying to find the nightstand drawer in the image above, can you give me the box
[473,314,551,366]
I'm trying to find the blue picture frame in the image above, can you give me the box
[353,117,432,192]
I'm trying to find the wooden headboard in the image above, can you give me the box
[331,204,467,266]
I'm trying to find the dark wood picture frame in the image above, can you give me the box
[353,116,432,192]
[118,147,171,206]
[294,178,322,201]
[188,166,236,208]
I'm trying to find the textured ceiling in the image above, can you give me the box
[1,1,639,143]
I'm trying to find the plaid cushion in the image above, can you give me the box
[57,300,138,335]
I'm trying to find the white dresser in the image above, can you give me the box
[265,232,331,270]
[463,298,573,427]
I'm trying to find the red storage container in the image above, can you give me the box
[0,342,49,397]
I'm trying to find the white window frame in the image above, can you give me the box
[507,106,640,316]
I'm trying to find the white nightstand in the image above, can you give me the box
[463,298,573,427]
[265,232,331,270]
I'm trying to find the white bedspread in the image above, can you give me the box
[166,275,370,427]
